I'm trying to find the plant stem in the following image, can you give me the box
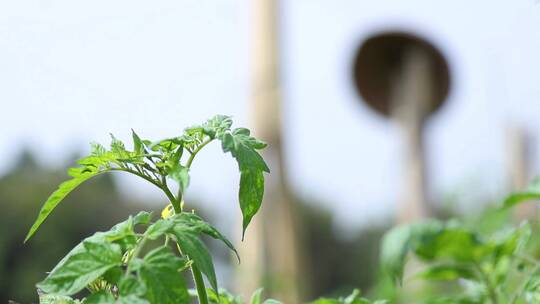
[186,138,213,169]
[473,262,498,304]
[510,263,540,304]
[166,181,209,304]
[175,244,209,304]
[125,236,148,277]
[191,264,209,304]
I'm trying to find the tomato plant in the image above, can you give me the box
[380,177,540,304]
[26,115,275,303]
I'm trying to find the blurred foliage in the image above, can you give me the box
[297,199,389,300]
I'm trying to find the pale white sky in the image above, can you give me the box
[1,0,540,232]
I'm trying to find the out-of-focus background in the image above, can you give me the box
[2,0,540,302]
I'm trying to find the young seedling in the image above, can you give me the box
[25,115,271,304]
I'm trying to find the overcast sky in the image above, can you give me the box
[2,0,540,232]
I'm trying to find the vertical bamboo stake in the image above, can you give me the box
[236,0,303,302]
[507,126,536,221]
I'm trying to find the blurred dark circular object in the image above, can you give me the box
[352,31,450,117]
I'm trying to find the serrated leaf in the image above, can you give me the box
[118,275,146,297]
[42,215,140,288]
[219,130,269,238]
[132,129,145,155]
[90,142,106,157]
[110,134,129,158]
[144,219,174,240]
[138,246,189,304]
[171,213,239,262]
[203,115,233,138]
[38,293,80,304]
[37,241,123,295]
[169,227,218,292]
[25,169,110,242]
[133,211,153,226]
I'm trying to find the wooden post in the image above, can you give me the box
[235,0,303,302]
[507,126,536,220]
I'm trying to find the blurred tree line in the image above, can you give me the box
[0,150,149,302]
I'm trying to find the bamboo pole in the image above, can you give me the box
[235,0,303,302]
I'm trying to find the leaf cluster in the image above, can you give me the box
[381,176,540,303]
[26,115,269,304]
[37,211,239,303]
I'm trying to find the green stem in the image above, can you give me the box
[186,138,213,168]
[473,262,498,304]
[191,264,209,304]
[110,167,161,189]
[125,236,148,277]
[165,183,208,304]
[510,263,540,304]
[175,243,209,304]
[160,138,213,304]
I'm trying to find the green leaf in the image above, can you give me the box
[138,246,189,304]
[38,293,81,304]
[84,291,115,304]
[169,227,218,291]
[133,211,153,226]
[118,275,146,297]
[493,222,531,259]
[90,142,106,156]
[380,225,413,285]
[25,169,109,242]
[206,288,243,304]
[110,134,129,158]
[171,213,239,262]
[37,241,123,295]
[219,129,269,238]
[132,129,145,155]
[102,266,123,285]
[417,263,476,281]
[250,288,263,304]
[203,115,233,138]
[116,295,150,304]
[504,192,540,208]
[167,163,190,194]
[412,227,485,262]
[504,176,540,208]
[144,219,174,240]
